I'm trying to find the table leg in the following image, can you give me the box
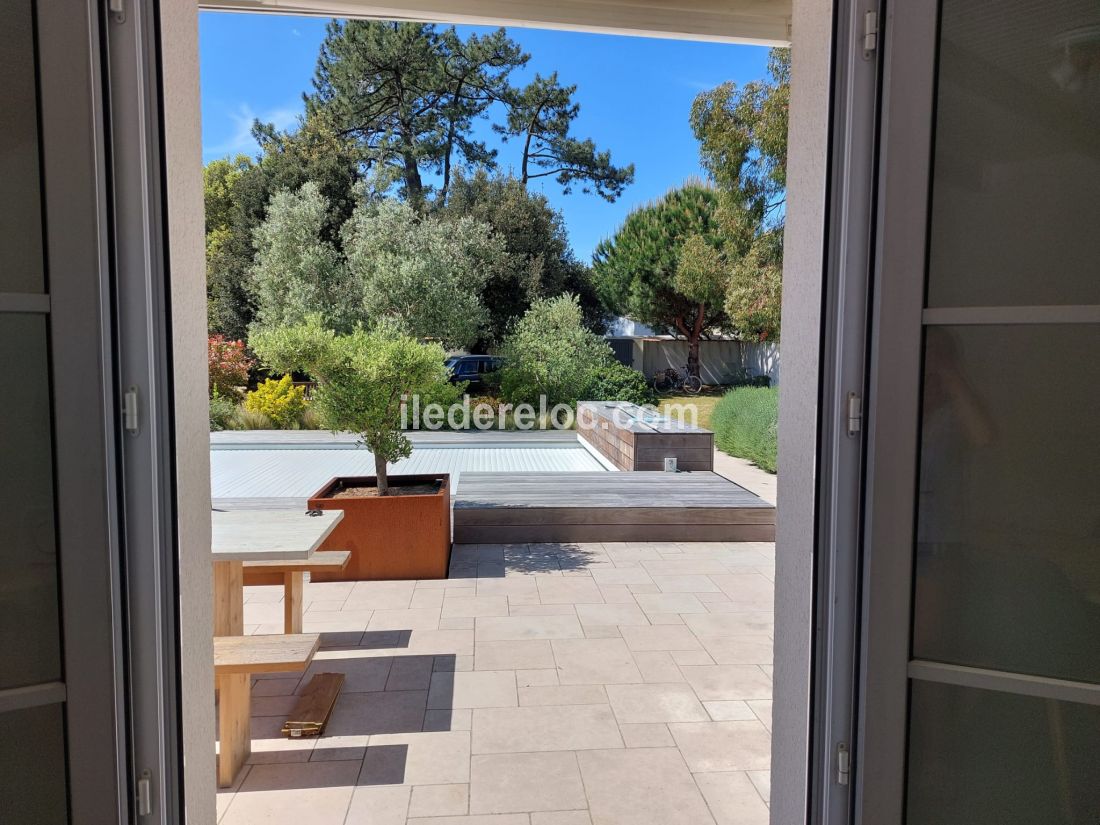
[213,560,244,636]
[216,672,250,788]
[284,571,304,634]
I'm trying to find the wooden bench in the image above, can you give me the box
[214,633,320,787]
[241,550,351,633]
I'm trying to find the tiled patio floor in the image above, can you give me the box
[218,541,775,825]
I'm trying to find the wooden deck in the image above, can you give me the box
[452,471,775,543]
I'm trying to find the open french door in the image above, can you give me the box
[855,0,1100,822]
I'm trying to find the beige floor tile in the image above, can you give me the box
[679,665,773,701]
[618,723,674,748]
[508,604,579,616]
[605,683,708,724]
[251,676,301,697]
[668,721,771,772]
[474,640,555,671]
[581,626,621,639]
[633,593,708,615]
[519,684,607,706]
[531,813,591,825]
[429,670,518,709]
[475,577,539,600]
[407,816,529,825]
[693,772,770,825]
[346,581,416,610]
[574,603,649,627]
[594,584,637,604]
[683,613,774,638]
[551,639,643,685]
[747,770,771,804]
[440,616,476,630]
[536,577,604,605]
[243,715,316,764]
[364,731,472,786]
[747,699,773,731]
[385,655,436,691]
[442,596,511,618]
[670,650,714,666]
[590,568,654,586]
[325,690,427,737]
[515,669,559,687]
[408,784,470,818]
[640,559,728,576]
[411,590,447,610]
[650,575,722,593]
[618,625,702,652]
[476,615,584,642]
[251,694,300,717]
[632,651,685,683]
[470,752,587,814]
[471,705,623,754]
[577,748,715,825]
[646,613,686,625]
[306,599,348,613]
[405,629,476,657]
[703,701,757,721]
[220,760,360,825]
[368,608,442,631]
[698,635,773,665]
[344,784,411,825]
[423,708,472,733]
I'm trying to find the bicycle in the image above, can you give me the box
[652,364,703,394]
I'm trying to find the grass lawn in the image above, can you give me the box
[657,386,728,430]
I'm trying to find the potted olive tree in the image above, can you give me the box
[251,317,453,580]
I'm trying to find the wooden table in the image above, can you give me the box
[211,509,343,635]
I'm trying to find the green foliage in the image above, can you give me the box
[726,228,782,341]
[244,375,309,429]
[711,386,778,473]
[497,72,634,202]
[249,182,359,332]
[437,170,606,344]
[209,390,238,432]
[250,317,450,493]
[584,361,655,406]
[593,183,731,375]
[342,200,502,349]
[499,294,615,407]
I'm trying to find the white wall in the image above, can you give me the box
[161,2,216,821]
[771,0,831,820]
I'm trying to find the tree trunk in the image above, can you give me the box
[374,451,389,496]
[402,150,424,207]
[686,303,706,377]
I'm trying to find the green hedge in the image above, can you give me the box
[712,386,778,473]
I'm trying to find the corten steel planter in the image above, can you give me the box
[306,474,452,581]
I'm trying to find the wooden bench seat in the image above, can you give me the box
[242,550,351,633]
[214,633,320,787]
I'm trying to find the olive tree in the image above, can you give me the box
[250,317,449,494]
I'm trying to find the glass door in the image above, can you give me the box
[0,1,128,821]
[859,0,1100,822]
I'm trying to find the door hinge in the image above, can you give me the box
[836,742,851,786]
[846,392,863,437]
[136,770,152,816]
[123,386,141,435]
[108,0,125,23]
[862,10,878,59]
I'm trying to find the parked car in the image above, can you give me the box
[445,355,503,392]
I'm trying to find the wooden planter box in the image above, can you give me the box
[306,474,452,581]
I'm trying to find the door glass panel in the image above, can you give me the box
[0,703,69,824]
[907,681,1100,825]
[0,314,62,690]
[926,0,1100,308]
[913,325,1100,684]
[0,0,46,293]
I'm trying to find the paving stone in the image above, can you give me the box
[470,752,586,814]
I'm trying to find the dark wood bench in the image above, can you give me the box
[214,633,320,787]
[241,550,351,633]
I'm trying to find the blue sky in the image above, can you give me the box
[199,13,768,261]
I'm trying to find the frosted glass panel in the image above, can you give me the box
[926,0,1100,307]
[913,325,1100,684]
[0,0,45,293]
[0,314,61,690]
[907,681,1100,825]
[0,704,69,824]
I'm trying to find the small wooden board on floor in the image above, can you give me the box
[282,672,345,738]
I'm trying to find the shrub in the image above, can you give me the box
[244,375,308,429]
[233,407,274,430]
[209,390,237,431]
[584,362,655,406]
[208,335,254,396]
[499,294,615,407]
[711,386,778,473]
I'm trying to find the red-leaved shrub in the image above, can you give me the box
[208,335,254,397]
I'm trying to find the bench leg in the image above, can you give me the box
[284,571,304,634]
[217,672,251,788]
